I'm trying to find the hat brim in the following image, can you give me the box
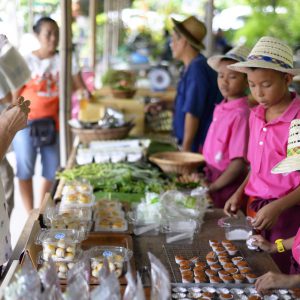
[271,155,300,174]
[228,60,300,75]
[171,18,205,51]
[207,55,240,71]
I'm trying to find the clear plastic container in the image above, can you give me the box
[89,246,133,278]
[94,216,128,232]
[61,193,95,208]
[62,180,93,195]
[38,251,82,279]
[218,216,253,240]
[36,229,85,262]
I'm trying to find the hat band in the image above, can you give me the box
[247,55,292,69]
[287,146,300,157]
[228,53,246,62]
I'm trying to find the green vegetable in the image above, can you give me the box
[56,162,170,194]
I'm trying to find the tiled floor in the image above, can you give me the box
[6,151,41,248]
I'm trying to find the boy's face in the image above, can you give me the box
[247,68,293,108]
[217,60,248,100]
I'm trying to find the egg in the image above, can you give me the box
[58,263,68,273]
[57,240,66,249]
[56,248,65,258]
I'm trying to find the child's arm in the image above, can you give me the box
[250,234,295,253]
[209,158,248,193]
[224,172,250,216]
[252,185,300,230]
[255,272,300,292]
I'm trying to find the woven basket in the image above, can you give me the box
[111,89,136,99]
[71,125,133,143]
[149,151,205,174]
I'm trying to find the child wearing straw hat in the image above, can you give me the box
[202,45,250,208]
[170,16,222,152]
[224,36,300,274]
[249,121,300,290]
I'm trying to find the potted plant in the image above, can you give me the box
[101,69,137,99]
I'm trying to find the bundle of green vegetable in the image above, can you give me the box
[57,163,169,194]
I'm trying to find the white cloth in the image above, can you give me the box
[25,51,80,84]
[0,179,12,266]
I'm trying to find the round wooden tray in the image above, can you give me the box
[149,151,205,174]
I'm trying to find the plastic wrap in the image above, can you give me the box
[148,252,170,300]
[123,264,146,300]
[4,256,41,300]
[90,258,121,300]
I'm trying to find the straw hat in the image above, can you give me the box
[272,119,300,174]
[229,36,300,75]
[207,45,251,71]
[171,16,207,50]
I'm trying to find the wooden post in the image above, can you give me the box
[59,0,73,167]
[204,0,214,57]
[89,0,97,73]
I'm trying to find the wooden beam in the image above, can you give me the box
[59,0,73,167]
[89,0,97,73]
[204,0,214,57]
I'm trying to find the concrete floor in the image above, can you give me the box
[7,151,41,248]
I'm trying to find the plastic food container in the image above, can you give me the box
[44,206,93,234]
[89,246,133,279]
[61,193,95,208]
[38,251,82,279]
[36,229,85,262]
[218,217,253,240]
[62,180,93,195]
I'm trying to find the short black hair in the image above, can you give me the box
[33,17,58,34]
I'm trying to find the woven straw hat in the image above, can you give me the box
[207,45,251,71]
[272,119,300,174]
[229,36,300,75]
[171,16,207,50]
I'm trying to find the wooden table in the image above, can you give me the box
[133,209,280,286]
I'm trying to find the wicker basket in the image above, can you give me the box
[149,151,205,174]
[111,89,136,99]
[71,125,133,143]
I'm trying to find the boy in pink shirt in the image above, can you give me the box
[203,45,250,208]
[224,36,300,274]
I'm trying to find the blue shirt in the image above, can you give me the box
[173,54,222,152]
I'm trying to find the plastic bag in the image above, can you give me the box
[123,263,145,300]
[148,252,170,300]
[90,258,121,300]
[4,256,41,300]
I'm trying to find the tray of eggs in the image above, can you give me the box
[175,240,258,285]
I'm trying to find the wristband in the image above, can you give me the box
[275,239,285,253]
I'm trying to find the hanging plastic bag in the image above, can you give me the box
[0,34,30,91]
[148,252,170,300]
[4,255,41,300]
[123,263,146,300]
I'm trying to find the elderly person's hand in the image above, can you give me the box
[1,96,30,135]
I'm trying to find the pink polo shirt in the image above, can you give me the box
[203,96,250,174]
[245,94,300,199]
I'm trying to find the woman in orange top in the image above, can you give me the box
[13,17,88,213]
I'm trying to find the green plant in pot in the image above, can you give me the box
[102,69,136,99]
